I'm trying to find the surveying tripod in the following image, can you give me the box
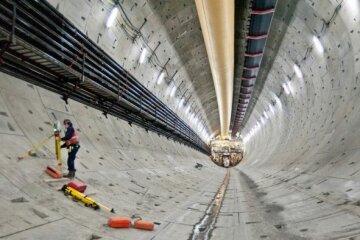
[18,121,63,172]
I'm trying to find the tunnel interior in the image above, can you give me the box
[1,0,360,239]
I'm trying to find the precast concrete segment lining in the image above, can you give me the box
[195,0,234,139]
[239,0,360,237]
[3,0,360,239]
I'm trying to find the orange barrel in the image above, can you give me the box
[45,166,62,178]
[133,219,154,231]
[108,217,131,228]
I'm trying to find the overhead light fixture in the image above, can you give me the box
[274,94,283,111]
[260,116,265,124]
[157,71,165,85]
[178,98,184,108]
[139,48,147,64]
[293,64,303,79]
[282,82,290,95]
[170,85,176,97]
[287,81,293,94]
[269,104,275,115]
[106,7,118,28]
[312,36,324,54]
[264,111,269,119]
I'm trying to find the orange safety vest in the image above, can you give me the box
[66,129,79,146]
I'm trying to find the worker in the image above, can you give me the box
[61,119,80,178]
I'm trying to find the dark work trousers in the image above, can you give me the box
[67,144,80,171]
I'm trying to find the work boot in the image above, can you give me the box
[68,171,75,178]
[63,171,75,179]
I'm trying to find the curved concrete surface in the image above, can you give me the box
[240,1,360,239]
[0,73,226,239]
[1,0,360,240]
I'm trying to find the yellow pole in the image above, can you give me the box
[54,131,62,173]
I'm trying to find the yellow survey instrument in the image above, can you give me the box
[61,185,115,213]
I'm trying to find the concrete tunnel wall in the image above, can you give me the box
[2,0,360,240]
[238,0,360,239]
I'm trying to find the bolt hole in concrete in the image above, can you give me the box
[32,208,48,219]
[11,197,29,203]
[8,122,15,131]
[274,224,285,230]
[246,221,261,224]
[89,234,102,240]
